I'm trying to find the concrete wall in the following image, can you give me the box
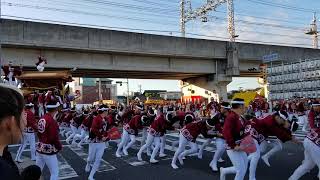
[238,43,320,62]
[2,19,320,62]
[1,19,226,59]
[2,47,216,74]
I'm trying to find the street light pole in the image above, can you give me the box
[98,78,102,101]
[116,79,130,106]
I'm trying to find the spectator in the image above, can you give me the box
[0,84,26,179]
[21,165,41,180]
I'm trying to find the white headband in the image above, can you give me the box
[98,107,108,111]
[46,102,60,109]
[148,111,155,116]
[206,120,215,128]
[184,114,194,121]
[25,103,34,107]
[312,104,320,106]
[231,101,245,105]
[278,111,288,121]
[221,105,231,109]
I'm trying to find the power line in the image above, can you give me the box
[208,15,306,32]
[2,2,179,25]
[131,0,177,9]
[77,0,178,14]
[21,0,180,19]
[3,2,311,39]
[215,10,308,25]
[246,0,320,13]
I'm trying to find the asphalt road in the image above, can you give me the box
[9,133,319,180]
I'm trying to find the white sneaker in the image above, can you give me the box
[123,149,129,156]
[85,163,91,172]
[261,155,271,167]
[71,141,77,147]
[66,139,71,144]
[198,153,203,159]
[210,164,218,172]
[15,159,23,163]
[220,167,226,180]
[137,153,143,161]
[116,152,122,158]
[159,153,167,158]
[171,163,179,169]
[178,155,184,165]
[150,159,159,164]
[218,158,224,163]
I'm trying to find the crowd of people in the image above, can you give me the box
[0,83,319,180]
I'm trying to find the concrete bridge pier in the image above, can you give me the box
[183,74,231,102]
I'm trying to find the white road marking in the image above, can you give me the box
[66,145,116,172]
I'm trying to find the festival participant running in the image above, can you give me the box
[36,99,62,180]
[289,101,320,180]
[220,98,247,180]
[72,108,98,148]
[245,111,299,180]
[85,105,110,180]
[66,110,84,144]
[159,107,176,158]
[15,102,38,163]
[209,102,231,171]
[171,118,216,169]
[137,108,174,163]
[116,104,144,157]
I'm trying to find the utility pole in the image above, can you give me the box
[138,84,142,94]
[227,0,237,41]
[180,0,186,37]
[306,12,318,49]
[180,0,228,36]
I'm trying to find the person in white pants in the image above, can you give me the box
[85,105,109,180]
[171,133,199,169]
[261,138,282,167]
[209,137,226,171]
[15,102,37,163]
[137,111,173,163]
[201,102,230,171]
[171,119,216,169]
[289,103,320,180]
[220,98,247,180]
[289,137,320,180]
[36,100,62,180]
[116,105,144,157]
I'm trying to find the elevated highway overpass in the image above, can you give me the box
[1,19,320,99]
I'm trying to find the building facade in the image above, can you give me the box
[73,78,117,104]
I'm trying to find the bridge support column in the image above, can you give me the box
[183,74,231,102]
[226,42,240,76]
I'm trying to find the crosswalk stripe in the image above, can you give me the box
[57,154,79,179]
[8,150,78,180]
[66,145,117,172]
